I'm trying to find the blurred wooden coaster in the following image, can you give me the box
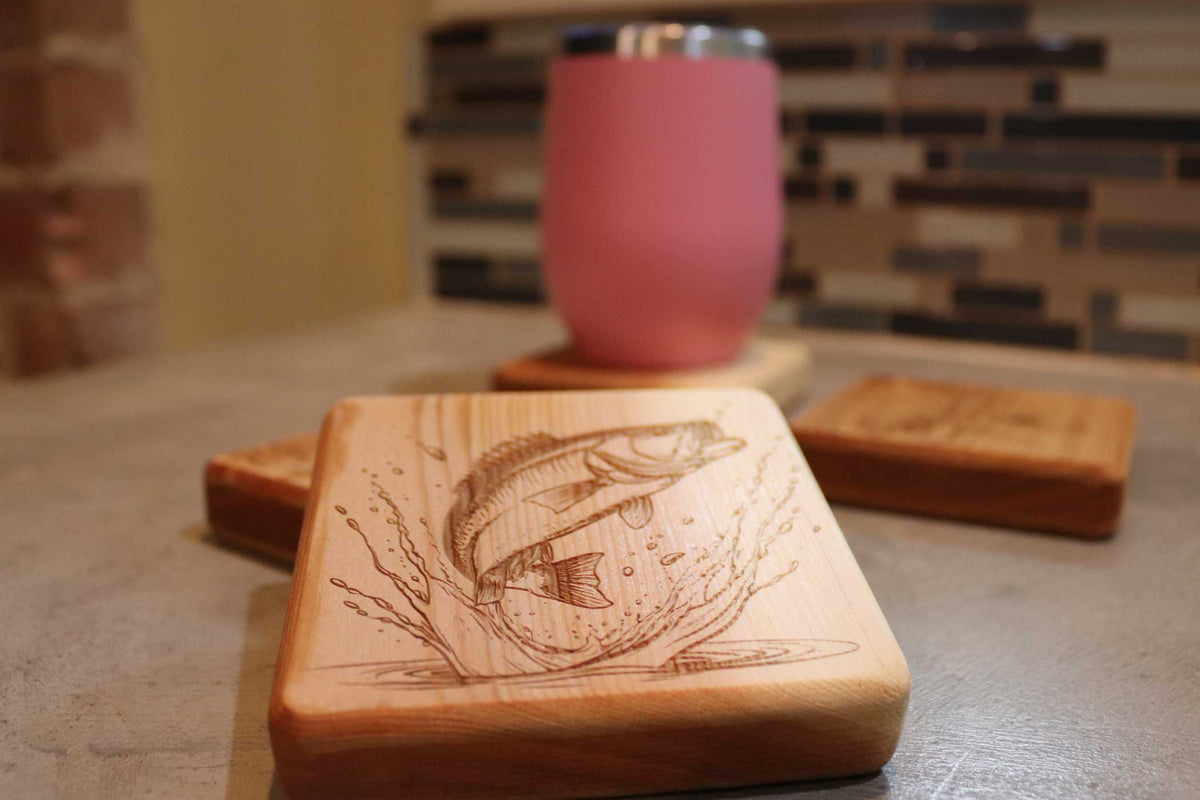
[492,337,811,412]
[790,375,1136,538]
[204,433,316,563]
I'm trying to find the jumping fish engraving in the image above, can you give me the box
[444,421,744,609]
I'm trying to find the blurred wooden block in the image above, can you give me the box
[204,433,317,562]
[492,337,812,411]
[790,376,1136,538]
[270,389,908,800]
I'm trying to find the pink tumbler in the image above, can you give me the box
[542,24,783,369]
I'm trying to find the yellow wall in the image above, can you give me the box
[138,0,410,348]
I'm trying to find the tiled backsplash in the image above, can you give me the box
[415,1,1200,361]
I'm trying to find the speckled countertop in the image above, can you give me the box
[2,300,1198,799]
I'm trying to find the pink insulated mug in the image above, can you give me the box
[542,24,783,369]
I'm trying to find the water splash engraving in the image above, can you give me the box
[323,417,852,684]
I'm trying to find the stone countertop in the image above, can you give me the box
[2,300,1198,799]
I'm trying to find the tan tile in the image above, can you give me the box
[787,207,911,272]
[915,209,1022,249]
[492,166,542,199]
[1107,38,1200,74]
[761,295,801,326]
[1119,294,1200,332]
[898,73,1029,110]
[1031,1,1200,35]
[855,174,893,208]
[824,140,923,175]
[1063,76,1200,113]
[491,21,560,54]
[430,137,543,171]
[738,5,930,39]
[1021,215,1071,252]
[1043,287,1091,326]
[1093,183,1200,225]
[780,74,892,109]
[913,275,953,315]
[428,221,540,257]
[987,250,1200,294]
[820,271,918,307]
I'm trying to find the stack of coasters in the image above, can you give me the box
[204,433,317,562]
[492,338,811,412]
[791,376,1137,538]
[269,389,908,799]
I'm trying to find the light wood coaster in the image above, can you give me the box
[204,433,317,562]
[492,337,812,412]
[270,389,908,800]
[790,375,1137,538]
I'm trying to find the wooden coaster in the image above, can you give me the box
[492,337,812,411]
[790,376,1136,538]
[270,389,908,800]
[204,433,317,562]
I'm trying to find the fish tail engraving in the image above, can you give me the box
[475,567,507,605]
[544,552,611,609]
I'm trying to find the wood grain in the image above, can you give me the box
[204,433,317,563]
[790,375,1137,538]
[270,389,908,799]
[492,338,812,412]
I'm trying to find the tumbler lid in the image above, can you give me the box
[562,23,770,60]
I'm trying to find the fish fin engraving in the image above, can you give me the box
[475,568,507,605]
[545,553,611,609]
[619,495,654,529]
[525,480,601,513]
[467,433,561,497]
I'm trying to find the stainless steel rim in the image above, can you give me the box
[561,23,770,60]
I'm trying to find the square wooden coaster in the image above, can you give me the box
[204,433,317,563]
[790,376,1136,538]
[270,389,908,800]
[492,337,812,412]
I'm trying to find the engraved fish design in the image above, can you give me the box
[444,421,744,609]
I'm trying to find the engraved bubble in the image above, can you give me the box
[646,542,658,551]
[660,552,685,566]
[622,566,634,577]
[334,505,347,515]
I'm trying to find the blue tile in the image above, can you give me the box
[933,3,1028,32]
[1098,223,1200,254]
[800,304,892,331]
[893,312,1078,349]
[892,247,982,275]
[963,149,1164,178]
[434,199,539,220]
[1092,329,1189,360]
[1090,291,1117,325]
